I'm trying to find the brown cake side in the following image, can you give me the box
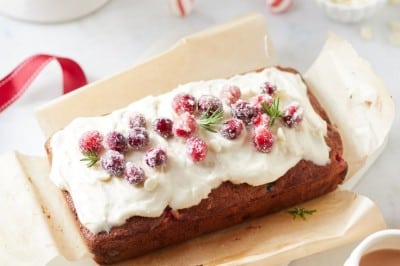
[45,67,348,265]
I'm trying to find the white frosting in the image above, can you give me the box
[49,68,330,234]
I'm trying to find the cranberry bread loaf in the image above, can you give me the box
[46,67,347,264]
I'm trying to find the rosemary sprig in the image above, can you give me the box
[287,207,316,220]
[80,151,99,168]
[261,97,284,127]
[197,108,224,133]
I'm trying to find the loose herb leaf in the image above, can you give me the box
[287,207,316,220]
[197,108,224,133]
[80,151,99,168]
[261,97,284,127]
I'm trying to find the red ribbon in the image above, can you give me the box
[0,54,87,112]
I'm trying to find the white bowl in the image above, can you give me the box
[315,0,386,23]
[0,0,109,23]
[344,229,400,266]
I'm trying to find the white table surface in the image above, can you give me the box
[0,0,399,265]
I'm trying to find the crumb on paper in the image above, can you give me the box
[245,225,262,230]
[360,26,373,41]
[364,100,373,107]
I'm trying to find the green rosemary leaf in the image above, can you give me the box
[197,108,224,133]
[261,97,284,127]
[287,207,316,220]
[80,151,99,168]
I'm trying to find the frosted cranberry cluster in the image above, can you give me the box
[78,113,156,185]
[78,80,303,184]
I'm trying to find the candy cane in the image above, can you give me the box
[266,0,292,14]
[169,0,195,17]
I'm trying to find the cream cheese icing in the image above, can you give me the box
[49,67,330,234]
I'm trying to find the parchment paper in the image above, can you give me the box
[0,152,89,266]
[1,13,394,265]
[304,33,395,182]
[35,13,277,138]
[0,153,386,266]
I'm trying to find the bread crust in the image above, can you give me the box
[45,67,347,265]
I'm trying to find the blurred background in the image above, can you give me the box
[0,0,398,154]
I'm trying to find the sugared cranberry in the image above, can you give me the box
[172,93,196,115]
[197,95,223,117]
[281,102,303,128]
[128,127,149,150]
[220,85,241,105]
[251,94,273,115]
[100,150,125,176]
[124,162,146,184]
[145,147,167,168]
[220,119,243,140]
[187,137,208,162]
[335,153,344,163]
[260,81,277,95]
[253,126,274,153]
[104,131,127,153]
[173,112,196,138]
[252,113,271,128]
[231,100,255,125]
[129,113,146,128]
[79,130,103,154]
[153,118,173,138]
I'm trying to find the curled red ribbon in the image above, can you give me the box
[0,54,87,112]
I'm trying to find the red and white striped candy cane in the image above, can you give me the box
[266,0,292,14]
[169,0,195,17]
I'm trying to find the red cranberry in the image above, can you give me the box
[252,113,271,128]
[253,126,274,153]
[104,131,127,153]
[220,119,243,140]
[128,127,149,150]
[79,130,103,154]
[335,153,344,163]
[251,94,273,115]
[129,113,146,128]
[231,100,255,125]
[100,150,125,176]
[145,147,167,168]
[197,95,223,117]
[172,93,196,115]
[187,137,208,162]
[260,81,277,95]
[220,85,241,105]
[153,118,173,138]
[173,112,196,138]
[124,162,145,184]
[164,207,181,221]
[281,102,303,128]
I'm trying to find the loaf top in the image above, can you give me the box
[48,67,330,234]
